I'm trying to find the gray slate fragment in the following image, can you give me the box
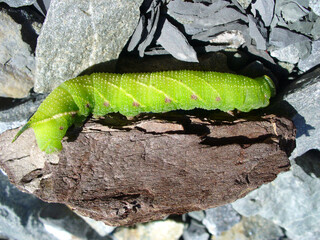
[248,15,266,50]
[157,19,198,62]
[311,17,320,40]
[192,21,249,43]
[183,219,210,240]
[269,27,310,48]
[251,0,274,27]
[128,0,162,58]
[0,170,114,240]
[283,67,320,157]
[127,15,146,52]
[309,0,320,16]
[0,0,36,7]
[35,0,143,93]
[232,150,320,240]
[167,0,248,35]
[39,204,114,240]
[0,121,26,136]
[232,67,320,240]
[202,204,241,236]
[234,0,252,9]
[298,40,320,72]
[281,1,309,22]
[0,171,58,240]
[287,18,316,37]
[0,10,35,98]
[167,0,230,20]
[189,7,248,30]
[78,215,115,237]
[131,0,248,61]
[188,210,205,222]
[241,215,285,240]
[270,40,311,64]
[0,93,46,134]
[33,0,51,16]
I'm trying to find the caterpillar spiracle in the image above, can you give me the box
[12,70,276,153]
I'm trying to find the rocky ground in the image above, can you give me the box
[0,0,319,239]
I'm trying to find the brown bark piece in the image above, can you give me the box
[0,114,295,226]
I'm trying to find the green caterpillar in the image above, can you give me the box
[12,70,275,153]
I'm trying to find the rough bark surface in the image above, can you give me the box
[0,113,295,226]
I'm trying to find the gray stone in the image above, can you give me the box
[188,210,205,222]
[33,0,52,16]
[310,0,320,16]
[167,0,230,28]
[0,171,58,240]
[202,204,241,236]
[167,0,254,54]
[0,121,27,136]
[192,21,249,44]
[241,215,285,240]
[0,10,35,98]
[284,67,320,158]
[78,215,115,237]
[311,17,320,40]
[298,40,320,72]
[38,204,113,240]
[128,0,163,58]
[269,27,310,49]
[167,0,248,35]
[0,93,46,134]
[0,169,114,240]
[270,41,311,64]
[248,15,266,50]
[234,0,252,9]
[287,18,316,37]
[272,0,313,31]
[183,219,210,240]
[245,45,276,64]
[232,150,320,240]
[157,18,198,62]
[231,67,320,240]
[0,0,36,7]
[34,0,143,93]
[251,0,274,27]
[281,1,310,22]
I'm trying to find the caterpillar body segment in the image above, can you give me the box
[12,70,276,153]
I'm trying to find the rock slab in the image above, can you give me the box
[232,150,320,240]
[283,66,320,158]
[232,67,320,240]
[0,10,35,98]
[34,0,143,93]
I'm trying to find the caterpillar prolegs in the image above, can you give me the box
[12,70,276,153]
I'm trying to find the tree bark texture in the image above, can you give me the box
[0,113,295,226]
